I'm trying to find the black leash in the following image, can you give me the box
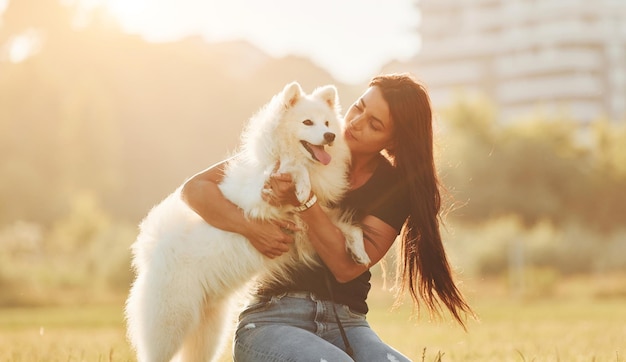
[325,270,354,358]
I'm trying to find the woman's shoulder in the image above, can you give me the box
[369,155,402,188]
[341,155,409,230]
[349,155,404,197]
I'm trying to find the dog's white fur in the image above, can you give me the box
[125,82,370,362]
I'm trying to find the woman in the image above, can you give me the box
[181,73,473,361]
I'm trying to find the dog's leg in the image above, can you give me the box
[127,272,182,362]
[278,162,311,203]
[340,224,371,266]
[126,266,205,362]
[176,297,236,362]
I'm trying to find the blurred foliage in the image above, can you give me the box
[444,216,626,276]
[1,0,625,306]
[0,192,136,306]
[438,92,626,232]
[435,93,626,298]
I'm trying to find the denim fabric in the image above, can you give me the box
[233,292,412,362]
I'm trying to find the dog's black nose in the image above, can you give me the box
[324,132,335,143]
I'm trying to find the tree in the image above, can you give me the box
[438,94,625,231]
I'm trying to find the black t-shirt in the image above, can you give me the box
[258,156,410,314]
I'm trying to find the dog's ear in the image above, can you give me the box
[312,85,339,109]
[282,82,303,108]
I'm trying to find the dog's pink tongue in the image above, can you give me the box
[311,145,331,165]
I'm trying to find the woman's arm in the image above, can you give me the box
[266,172,398,282]
[299,205,397,282]
[180,156,296,259]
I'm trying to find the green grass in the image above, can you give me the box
[369,298,625,361]
[1,279,625,361]
[0,305,133,362]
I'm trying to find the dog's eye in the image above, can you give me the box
[303,119,313,126]
[325,121,329,127]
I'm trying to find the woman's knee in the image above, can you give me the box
[235,324,353,362]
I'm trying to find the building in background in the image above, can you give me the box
[386,0,626,123]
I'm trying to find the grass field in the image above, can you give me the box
[1,276,625,361]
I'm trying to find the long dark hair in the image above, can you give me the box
[370,73,474,328]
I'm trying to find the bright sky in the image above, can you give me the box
[98,0,422,84]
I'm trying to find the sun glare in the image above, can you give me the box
[86,0,420,84]
[101,0,191,42]
[104,0,147,28]
[7,30,42,63]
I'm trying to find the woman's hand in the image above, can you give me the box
[241,218,299,259]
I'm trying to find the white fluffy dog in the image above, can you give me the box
[125,82,370,362]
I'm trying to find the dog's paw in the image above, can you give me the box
[280,164,311,204]
[345,228,370,266]
[348,246,370,266]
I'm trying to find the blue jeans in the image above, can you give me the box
[233,292,412,362]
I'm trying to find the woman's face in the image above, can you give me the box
[343,86,395,156]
